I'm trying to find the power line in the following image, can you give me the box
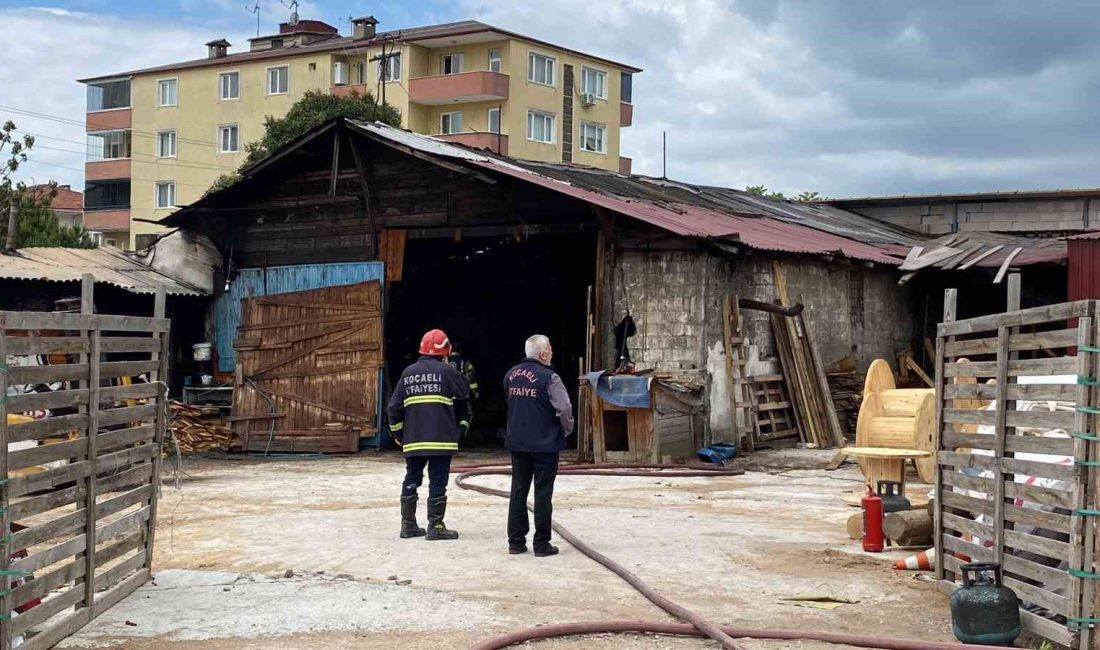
[0,105,227,150]
[21,159,223,189]
[28,141,239,173]
[17,130,237,171]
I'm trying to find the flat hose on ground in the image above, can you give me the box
[453,463,1009,650]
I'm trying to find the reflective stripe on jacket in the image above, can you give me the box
[387,355,470,457]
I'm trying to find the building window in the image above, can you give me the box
[86,79,130,111]
[267,66,289,95]
[581,67,607,99]
[219,124,239,153]
[84,179,131,210]
[527,52,555,86]
[219,71,240,100]
[354,62,366,84]
[579,122,606,153]
[156,130,176,158]
[487,107,501,134]
[158,78,177,107]
[440,53,463,75]
[622,72,633,104]
[155,182,175,209]
[488,48,502,73]
[86,130,131,161]
[380,53,401,82]
[526,110,554,144]
[440,112,463,135]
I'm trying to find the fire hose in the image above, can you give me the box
[453,462,1009,650]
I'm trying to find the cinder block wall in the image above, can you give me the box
[608,242,913,440]
[847,198,1100,235]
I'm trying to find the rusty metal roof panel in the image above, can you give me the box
[0,247,206,296]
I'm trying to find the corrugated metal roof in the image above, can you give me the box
[1065,231,1100,241]
[0,248,206,296]
[351,122,916,265]
[902,232,1066,269]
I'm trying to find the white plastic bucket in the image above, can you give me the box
[192,343,213,361]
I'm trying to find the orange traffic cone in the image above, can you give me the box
[893,549,934,570]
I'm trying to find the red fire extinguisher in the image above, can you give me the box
[862,486,884,552]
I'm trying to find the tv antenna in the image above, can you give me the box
[281,0,299,26]
[245,1,261,37]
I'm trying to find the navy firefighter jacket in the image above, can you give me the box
[387,355,471,456]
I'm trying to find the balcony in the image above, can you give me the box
[331,83,368,98]
[620,102,633,127]
[619,157,632,175]
[83,210,129,232]
[435,132,508,156]
[86,109,131,131]
[408,71,509,106]
[85,159,131,181]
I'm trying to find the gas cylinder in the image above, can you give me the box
[876,480,910,514]
[950,563,1020,647]
[861,487,884,552]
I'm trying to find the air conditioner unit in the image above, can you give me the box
[580,92,597,107]
[333,61,349,86]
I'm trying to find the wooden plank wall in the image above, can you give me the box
[934,299,1099,649]
[232,280,382,453]
[0,279,167,649]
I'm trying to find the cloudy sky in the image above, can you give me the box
[3,0,1099,198]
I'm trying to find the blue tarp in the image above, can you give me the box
[587,371,652,408]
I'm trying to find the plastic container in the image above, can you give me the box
[192,343,213,361]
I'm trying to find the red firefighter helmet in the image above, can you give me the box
[419,329,452,357]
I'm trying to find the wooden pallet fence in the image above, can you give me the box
[0,278,167,650]
[933,297,1100,650]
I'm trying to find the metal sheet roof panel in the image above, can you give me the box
[0,248,206,296]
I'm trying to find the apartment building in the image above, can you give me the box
[79,17,641,249]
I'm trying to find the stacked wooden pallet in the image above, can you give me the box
[749,375,799,445]
[169,401,233,454]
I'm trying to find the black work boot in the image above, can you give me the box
[399,495,426,539]
[425,496,459,540]
[534,544,559,557]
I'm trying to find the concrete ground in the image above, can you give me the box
[56,449,956,649]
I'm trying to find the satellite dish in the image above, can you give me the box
[288,11,299,26]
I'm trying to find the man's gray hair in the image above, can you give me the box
[525,334,551,358]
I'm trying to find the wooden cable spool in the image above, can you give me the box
[855,359,936,483]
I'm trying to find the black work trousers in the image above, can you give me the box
[402,455,452,499]
[507,451,559,549]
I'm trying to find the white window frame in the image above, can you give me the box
[440,112,463,135]
[157,77,178,107]
[440,53,464,75]
[154,181,175,209]
[581,66,608,100]
[487,107,501,134]
[488,48,502,73]
[266,65,289,95]
[156,130,176,159]
[87,130,131,162]
[526,109,555,144]
[527,52,556,87]
[354,61,366,85]
[219,71,240,101]
[218,124,239,154]
[579,121,607,154]
[380,52,402,82]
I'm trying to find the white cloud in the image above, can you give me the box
[3,6,248,191]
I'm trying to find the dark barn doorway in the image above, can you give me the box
[385,232,596,448]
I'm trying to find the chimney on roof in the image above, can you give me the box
[206,39,231,59]
[351,15,379,40]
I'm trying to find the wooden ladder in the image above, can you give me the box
[723,294,759,452]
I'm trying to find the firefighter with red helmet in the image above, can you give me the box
[387,329,471,540]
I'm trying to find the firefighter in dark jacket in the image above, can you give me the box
[504,334,574,556]
[388,329,471,541]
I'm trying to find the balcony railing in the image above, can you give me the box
[409,71,509,106]
[620,102,633,127]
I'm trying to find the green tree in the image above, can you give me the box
[241,90,401,167]
[744,184,786,201]
[796,191,821,202]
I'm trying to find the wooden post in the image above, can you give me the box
[992,325,1009,568]
[0,313,10,650]
[1072,314,1094,648]
[1089,310,1100,650]
[934,288,956,582]
[145,287,168,573]
[79,274,95,610]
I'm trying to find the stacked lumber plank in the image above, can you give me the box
[169,401,233,454]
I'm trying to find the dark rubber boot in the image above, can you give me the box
[509,545,528,555]
[425,496,459,540]
[534,544,559,557]
[399,495,426,539]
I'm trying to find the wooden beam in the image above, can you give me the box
[957,244,1004,270]
[344,121,498,186]
[347,131,377,248]
[329,131,341,196]
[993,247,1023,284]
